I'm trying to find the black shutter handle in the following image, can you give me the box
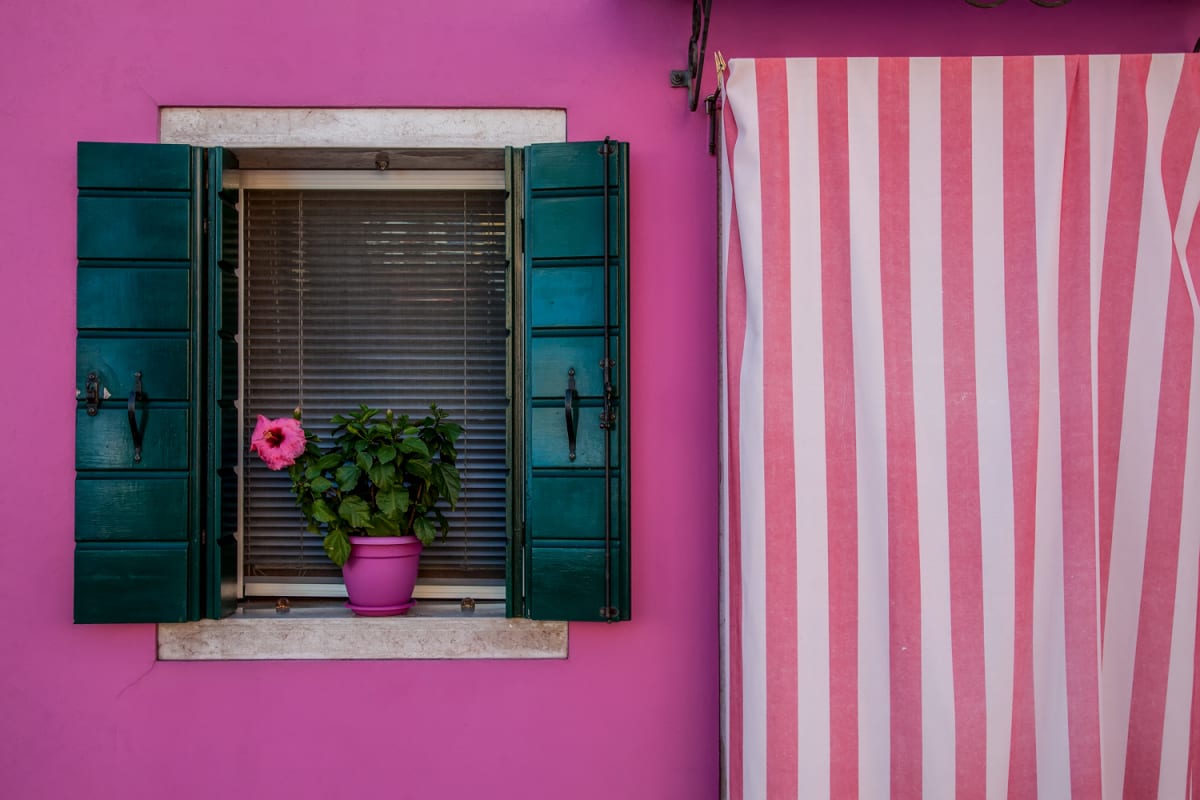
[128,372,145,464]
[565,368,579,461]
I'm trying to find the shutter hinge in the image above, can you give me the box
[599,358,618,430]
[201,528,207,545]
[520,521,527,602]
[84,372,100,416]
[203,218,210,236]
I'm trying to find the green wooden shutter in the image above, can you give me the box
[75,141,234,623]
[76,142,200,623]
[205,147,240,618]
[517,140,630,622]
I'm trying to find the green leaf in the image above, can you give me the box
[366,514,401,537]
[338,495,371,529]
[399,438,430,458]
[406,459,432,481]
[323,529,351,567]
[310,476,333,493]
[368,461,395,490]
[304,464,322,480]
[335,463,361,493]
[311,498,338,523]
[435,462,462,508]
[376,486,410,519]
[317,452,343,471]
[377,444,397,464]
[356,451,373,472]
[413,516,437,547]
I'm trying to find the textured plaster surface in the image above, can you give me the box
[159,604,568,660]
[161,107,567,148]
[0,1,1193,798]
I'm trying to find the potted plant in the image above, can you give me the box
[249,404,463,615]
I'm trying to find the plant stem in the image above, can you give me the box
[405,483,426,537]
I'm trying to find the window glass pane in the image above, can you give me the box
[243,189,507,587]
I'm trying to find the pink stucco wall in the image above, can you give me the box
[0,1,1194,797]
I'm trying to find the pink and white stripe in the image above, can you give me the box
[719,53,1200,800]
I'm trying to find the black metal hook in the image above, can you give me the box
[672,0,714,112]
[565,368,579,461]
[128,371,145,463]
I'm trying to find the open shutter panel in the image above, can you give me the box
[75,142,203,622]
[205,147,240,618]
[521,140,630,621]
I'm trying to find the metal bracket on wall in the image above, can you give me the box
[670,0,713,112]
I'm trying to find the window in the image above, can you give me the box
[73,111,631,625]
[239,177,508,600]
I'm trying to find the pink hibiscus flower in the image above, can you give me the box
[250,415,307,470]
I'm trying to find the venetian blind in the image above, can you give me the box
[242,188,507,590]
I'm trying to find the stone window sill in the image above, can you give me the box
[157,600,568,661]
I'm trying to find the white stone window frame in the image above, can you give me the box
[156,107,568,661]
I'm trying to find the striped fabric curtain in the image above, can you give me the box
[719,54,1200,799]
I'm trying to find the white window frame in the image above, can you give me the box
[156,108,569,660]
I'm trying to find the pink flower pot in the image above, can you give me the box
[341,535,423,616]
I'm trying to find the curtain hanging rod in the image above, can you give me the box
[697,13,1196,154]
